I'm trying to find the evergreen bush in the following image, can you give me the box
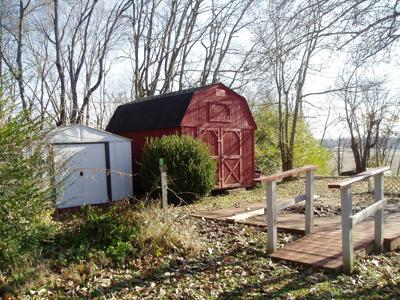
[141,135,217,203]
[0,106,54,271]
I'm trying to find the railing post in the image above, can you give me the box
[305,170,314,234]
[341,186,353,274]
[374,173,384,253]
[267,180,277,253]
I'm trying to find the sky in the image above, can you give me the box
[103,10,400,142]
[106,47,400,141]
[302,49,400,140]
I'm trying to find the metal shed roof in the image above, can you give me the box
[52,124,132,143]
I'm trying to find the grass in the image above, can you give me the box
[1,177,400,299]
[182,177,399,214]
[136,204,202,257]
[0,202,203,298]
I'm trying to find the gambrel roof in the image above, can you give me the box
[106,83,220,133]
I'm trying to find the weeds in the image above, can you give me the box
[1,201,203,297]
[43,205,139,265]
[136,204,202,257]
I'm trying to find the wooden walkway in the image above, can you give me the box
[191,204,400,271]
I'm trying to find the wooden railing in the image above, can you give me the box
[328,166,390,274]
[254,165,319,253]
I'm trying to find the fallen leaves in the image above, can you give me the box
[4,177,400,299]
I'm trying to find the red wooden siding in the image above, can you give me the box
[118,128,179,177]
[181,84,256,188]
[181,85,254,130]
[242,129,255,187]
[221,129,242,187]
[108,83,256,190]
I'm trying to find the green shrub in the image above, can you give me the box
[47,205,139,264]
[254,109,282,173]
[140,135,217,203]
[0,105,54,271]
[293,122,333,175]
[254,106,332,175]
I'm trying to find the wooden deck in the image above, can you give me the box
[191,204,400,271]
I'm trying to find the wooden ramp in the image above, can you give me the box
[271,212,400,270]
[271,230,372,270]
[192,205,400,271]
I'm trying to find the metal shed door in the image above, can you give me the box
[55,144,108,208]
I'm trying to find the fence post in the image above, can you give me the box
[159,158,168,223]
[267,180,277,253]
[341,186,353,274]
[374,173,384,253]
[305,170,314,234]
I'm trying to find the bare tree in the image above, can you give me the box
[128,0,206,98]
[337,66,399,173]
[126,0,255,99]
[253,0,400,172]
[52,0,67,126]
[287,0,400,63]
[2,0,398,134]
[337,0,400,61]
[254,0,333,171]
[319,98,338,146]
[0,0,32,110]
[39,0,132,125]
[198,0,255,87]
[335,135,346,175]
[374,110,399,167]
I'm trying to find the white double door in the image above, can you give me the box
[55,143,109,208]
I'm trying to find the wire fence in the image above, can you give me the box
[384,176,400,195]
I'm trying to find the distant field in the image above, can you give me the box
[331,148,400,176]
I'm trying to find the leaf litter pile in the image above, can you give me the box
[20,215,400,299]
[5,178,400,299]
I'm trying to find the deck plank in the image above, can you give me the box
[191,202,400,271]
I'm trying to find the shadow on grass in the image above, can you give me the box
[96,243,400,299]
[96,242,343,299]
[94,245,267,296]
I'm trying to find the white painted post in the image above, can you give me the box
[267,180,277,253]
[305,171,314,234]
[374,173,384,253]
[341,186,353,274]
[159,158,168,223]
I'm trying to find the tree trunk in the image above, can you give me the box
[282,156,293,172]
[53,0,66,126]
[351,139,365,173]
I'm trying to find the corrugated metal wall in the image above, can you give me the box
[53,125,133,208]
[109,141,134,200]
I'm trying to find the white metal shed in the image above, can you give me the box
[52,125,133,208]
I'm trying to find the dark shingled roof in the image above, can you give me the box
[106,84,218,133]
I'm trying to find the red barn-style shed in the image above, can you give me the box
[106,83,256,189]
